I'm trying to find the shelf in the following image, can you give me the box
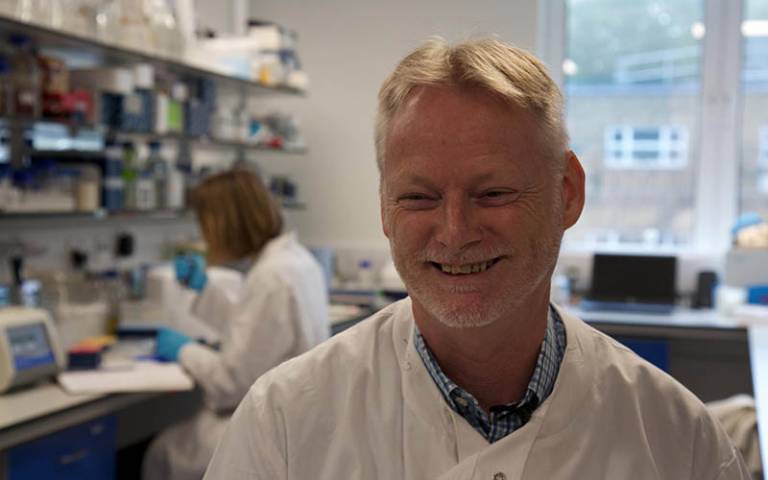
[0,202,306,222]
[0,209,192,222]
[0,15,304,96]
[0,117,307,155]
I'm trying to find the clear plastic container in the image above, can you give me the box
[146,0,184,59]
[95,0,121,45]
[0,0,16,17]
[62,0,100,39]
[116,0,153,54]
[15,0,63,29]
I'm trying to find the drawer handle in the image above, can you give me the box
[59,448,90,465]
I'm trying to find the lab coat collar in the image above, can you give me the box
[259,231,298,260]
[397,301,592,468]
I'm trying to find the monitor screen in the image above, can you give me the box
[8,323,55,371]
[589,254,677,304]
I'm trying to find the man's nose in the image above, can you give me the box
[434,197,483,251]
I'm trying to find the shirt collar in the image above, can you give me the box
[414,306,565,420]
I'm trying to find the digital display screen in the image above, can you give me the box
[8,323,55,371]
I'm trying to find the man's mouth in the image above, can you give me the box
[429,257,502,275]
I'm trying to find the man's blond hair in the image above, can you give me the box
[375,37,568,172]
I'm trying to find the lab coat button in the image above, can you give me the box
[493,473,507,480]
[403,361,412,371]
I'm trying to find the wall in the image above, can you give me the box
[249,0,540,250]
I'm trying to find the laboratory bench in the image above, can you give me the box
[567,306,752,403]
[0,304,756,479]
[0,383,202,479]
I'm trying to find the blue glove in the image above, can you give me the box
[174,253,208,292]
[155,327,193,362]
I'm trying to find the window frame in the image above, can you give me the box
[537,0,744,256]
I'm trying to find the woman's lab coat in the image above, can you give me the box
[204,299,749,479]
[143,232,329,480]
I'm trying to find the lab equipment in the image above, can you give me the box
[0,307,65,393]
[725,249,768,288]
[155,327,192,362]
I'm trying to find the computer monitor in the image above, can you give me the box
[588,253,677,305]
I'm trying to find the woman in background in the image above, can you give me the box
[143,168,330,480]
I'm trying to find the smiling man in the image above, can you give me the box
[204,38,749,479]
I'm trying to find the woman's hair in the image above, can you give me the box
[190,168,283,265]
[375,37,568,172]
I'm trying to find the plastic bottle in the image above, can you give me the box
[8,34,41,118]
[75,165,100,212]
[166,163,185,209]
[0,57,11,116]
[135,170,156,211]
[121,141,138,210]
[146,140,168,209]
[103,141,125,211]
[146,0,184,59]
[357,259,376,289]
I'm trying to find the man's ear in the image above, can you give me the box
[561,150,585,230]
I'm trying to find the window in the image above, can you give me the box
[604,125,689,170]
[739,1,768,219]
[560,0,703,248]
[539,0,746,253]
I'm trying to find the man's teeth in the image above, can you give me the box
[439,260,495,275]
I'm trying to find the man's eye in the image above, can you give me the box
[398,194,437,208]
[479,190,518,205]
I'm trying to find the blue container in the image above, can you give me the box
[100,93,123,129]
[747,285,768,305]
[121,89,155,133]
[103,143,124,211]
[184,99,212,136]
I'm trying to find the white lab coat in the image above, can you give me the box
[204,298,749,480]
[143,232,329,480]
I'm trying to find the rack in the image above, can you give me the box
[0,15,304,96]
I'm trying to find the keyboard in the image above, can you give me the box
[579,299,675,315]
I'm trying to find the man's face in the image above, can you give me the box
[381,86,583,328]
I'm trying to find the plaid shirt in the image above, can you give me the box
[414,306,567,443]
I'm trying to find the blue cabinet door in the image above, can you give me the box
[8,415,116,480]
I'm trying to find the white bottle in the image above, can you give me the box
[357,260,376,290]
[135,171,156,211]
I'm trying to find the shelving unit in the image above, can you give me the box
[0,15,305,96]
[0,14,308,221]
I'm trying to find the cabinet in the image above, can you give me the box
[6,415,116,480]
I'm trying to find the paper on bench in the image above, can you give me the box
[58,361,194,394]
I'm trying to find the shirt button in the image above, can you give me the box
[493,473,506,480]
[402,361,412,371]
